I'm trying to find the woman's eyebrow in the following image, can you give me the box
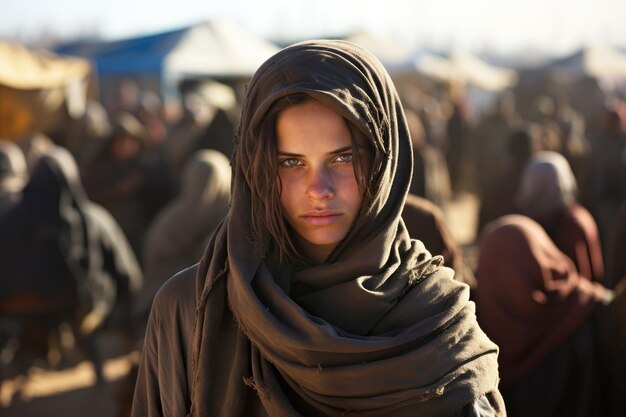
[277,146,353,157]
[276,151,303,157]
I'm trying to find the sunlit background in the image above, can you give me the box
[2,2,626,416]
[2,0,625,56]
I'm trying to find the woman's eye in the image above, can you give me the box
[280,158,303,168]
[334,153,353,164]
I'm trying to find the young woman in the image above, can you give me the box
[131,40,503,417]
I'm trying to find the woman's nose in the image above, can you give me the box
[307,167,334,200]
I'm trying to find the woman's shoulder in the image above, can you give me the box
[151,264,198,317]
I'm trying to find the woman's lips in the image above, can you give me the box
[301,211,343,225]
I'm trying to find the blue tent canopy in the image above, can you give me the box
[56,28,187,75]
[55,19,280,101]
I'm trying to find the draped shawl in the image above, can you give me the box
[188,40,501,416]
[516,151,604,282]
[475,215,605,386]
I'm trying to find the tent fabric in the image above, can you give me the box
[412,51,517,91]
[549,45,626,80]
[0,41,91,140]
[56,29,186,75]
[448,51,518,91]
[0,41,90,90]
[55,19,280,78]
[342,31,413,71]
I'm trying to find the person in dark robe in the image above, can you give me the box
[82,113,175,260]
[0,140,28,214]
[516,151,604,283]
[475,214,613,417]
[0,145,142,381]
[131,40,504,417]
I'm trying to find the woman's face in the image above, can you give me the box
[276,99,366,263]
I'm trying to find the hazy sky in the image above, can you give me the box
[1,0,625,55]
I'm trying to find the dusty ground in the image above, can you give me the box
[1,326,140,417]
[0,193,480,417]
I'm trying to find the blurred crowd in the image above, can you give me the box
[1,62,626,417]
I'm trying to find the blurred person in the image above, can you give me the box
[136,149,231,325]
[606,203,626,289]
[136,90,168,148]
[550,98,592,206]
[591,103,626,254]
[168,80,239,174]
[444,82,474,194]
[131,40,504,417]
[108,79,141,117]
[402,194,477,290]
[405,108,451,209]
[0,140,28,214]
[75,99,113,168]
[472,91,523,224]
[186,106,236,162]
[418,95,450,151]
[83,113,176,260]
[516,151,604,283]
[0,145,142,383]
[16,131,55,174]
[476,123,541,236]
[536,119,564,153]
[475,214,611,417]
[164,92,217,176]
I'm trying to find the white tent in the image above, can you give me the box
[163,19,281,80]
[343,31,413,72]
[56,19,280,102]
[0,41,92,140]
[550,44,626,81]
[447,51,518,91]
[411,50,517,92]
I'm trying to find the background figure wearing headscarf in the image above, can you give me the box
[165,90,237,180]
[516,151,604,282]
[0,140,28,214]
[132,40,503,417]
[137,149,231,324]
[0,145,142,381]
[475,215,609,417]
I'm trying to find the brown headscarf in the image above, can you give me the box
[190,40,501,416]
[475,214,605,387]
